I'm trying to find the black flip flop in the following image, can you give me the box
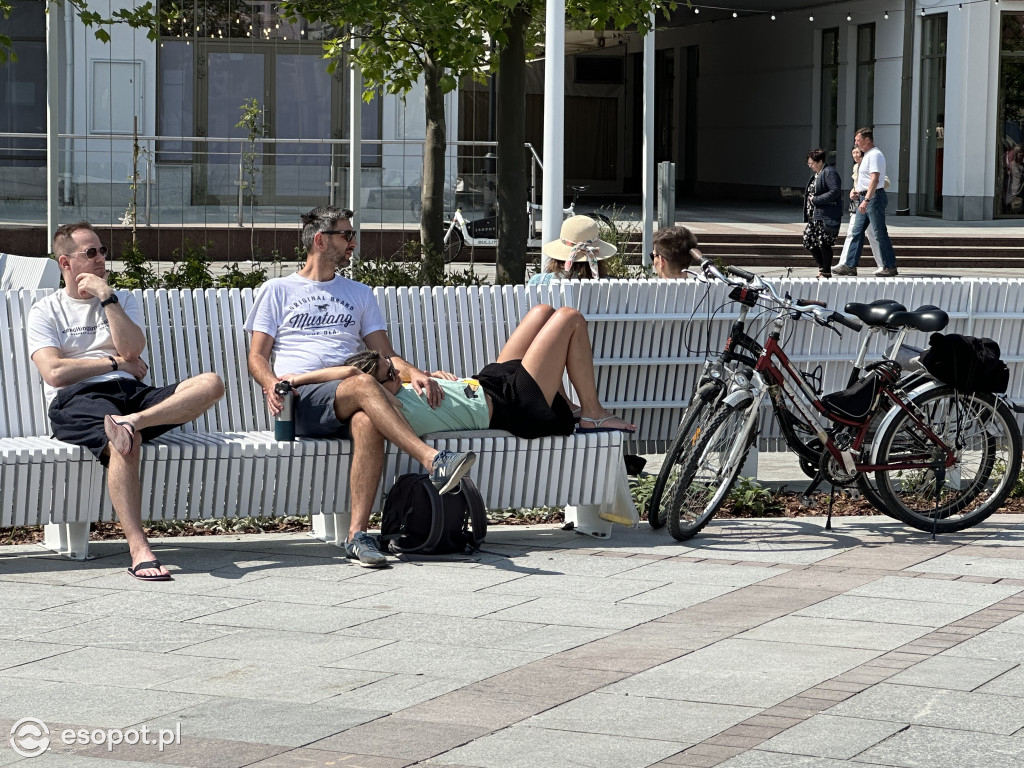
[127,560,172,581]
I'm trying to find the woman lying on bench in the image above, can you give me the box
[280,304,634,439]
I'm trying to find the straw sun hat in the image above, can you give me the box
[542,215,616,277]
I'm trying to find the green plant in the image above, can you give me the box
[216,262,268,289]
[109,240,160,290]
[236,98,265,258]
[347,241,489,288]
[725,477,783,516]
[163,239,215,289]
[629,472,657,517]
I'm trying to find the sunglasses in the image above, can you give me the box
[66,246,109,259]
[322,229,357,242]
[380,357,397,384]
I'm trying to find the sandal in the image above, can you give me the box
[577,415,636,434]
[817,271,831,279]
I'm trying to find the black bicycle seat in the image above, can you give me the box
[887,306,949,333]
[844,299,907,327]
[569,185,589,193]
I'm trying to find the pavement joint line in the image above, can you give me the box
[656,559,1024,767]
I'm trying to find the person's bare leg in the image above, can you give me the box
[106,373,225,442]
[520,307,633,430]
[347,410,384,539]
[333,374,437,469]
[497,304,578,411]
[106,442,168,578]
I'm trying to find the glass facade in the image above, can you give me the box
[998,12,1024,217]
[855,24,875,131]
[918,14,946,216]
[820,28,840,163]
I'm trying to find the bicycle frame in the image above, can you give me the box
[753,321,957,477]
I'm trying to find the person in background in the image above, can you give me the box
[802,148,843,279]
[528,215,615,285]
[651,225,703,278]
[834,127,898,277]
[835,145,886,272]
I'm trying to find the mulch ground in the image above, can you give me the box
[3,491,1021,547]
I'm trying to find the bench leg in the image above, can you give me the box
[41,522,91,560]
[310,512,350,549]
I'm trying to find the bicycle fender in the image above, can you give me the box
[867,378,950,464]
[723,388,754,409]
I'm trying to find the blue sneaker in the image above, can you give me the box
[430,450,476,494]
[344,531,388,567]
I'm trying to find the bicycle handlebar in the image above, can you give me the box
[699,259,862,334]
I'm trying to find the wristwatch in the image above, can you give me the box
[100,294,119,308]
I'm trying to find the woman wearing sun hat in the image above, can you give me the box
[528,215,617,285]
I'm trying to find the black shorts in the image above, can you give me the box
[474,360,575,439]
[48,378,183,465]
[294,379,351,439]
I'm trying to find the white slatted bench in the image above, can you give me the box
[1,285,633,560]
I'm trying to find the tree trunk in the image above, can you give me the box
[495,5,530,284]
[420,56,447,283]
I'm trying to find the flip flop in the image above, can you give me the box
[577,415,636,434]
[127,559,172,581]
[104,415,135,456]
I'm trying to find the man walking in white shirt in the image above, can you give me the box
[833,128,898,277]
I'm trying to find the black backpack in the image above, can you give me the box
[920,333,1009,394]
[380,474,487,555]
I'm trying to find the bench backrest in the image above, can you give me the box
[0,254,61,290]
[1,284,572,439]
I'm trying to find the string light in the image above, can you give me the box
[847,13,852,21]
[808,14,814,21]
[732,11,738,17]
[884,10,889,19]
[770,13,775,20]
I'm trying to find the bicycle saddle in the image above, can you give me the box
[844,299,907,327]
[569,185,589,192]
[887,305,950,333]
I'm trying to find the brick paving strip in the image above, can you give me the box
[394,548,1024,768]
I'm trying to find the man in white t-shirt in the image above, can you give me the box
[244,205,476,567]
[833,127,898,277]
[27,222,225,581]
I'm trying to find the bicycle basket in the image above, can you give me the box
[465,215,497,239]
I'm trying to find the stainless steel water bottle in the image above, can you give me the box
[274,381,295,441]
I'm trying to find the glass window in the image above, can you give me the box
[918,15,947,216]
[855,24,875,131]
[820,28,839,163]
[998,13,1024,216]
[0,0,46,168]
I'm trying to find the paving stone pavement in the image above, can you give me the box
[2,514,1024,767]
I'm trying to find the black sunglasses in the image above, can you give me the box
[322,229,357,242]
[380,357,397,384]
[66,246,109,259]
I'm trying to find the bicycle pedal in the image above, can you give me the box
[799,494,818,509]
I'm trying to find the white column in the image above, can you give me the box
[349,33,362,241]
[46,3,61,237]
[641,14,655,266]
[541,0,565,256]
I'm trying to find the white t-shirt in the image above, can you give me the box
[244,273,387,376]
[26,290,145,408]
[857,147,886,193]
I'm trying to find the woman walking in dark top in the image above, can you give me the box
[802,148,843,279]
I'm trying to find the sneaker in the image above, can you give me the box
[832,264,858,276]
[430,450,477,494]
[874,267,899,277]
[345,531,388,567]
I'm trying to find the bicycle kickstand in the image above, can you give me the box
[931,463,946,541]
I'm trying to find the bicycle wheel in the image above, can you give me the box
[872,386,1022,533]
[443,227,464,263]
[667,402,758,541]
[648,382,723,529]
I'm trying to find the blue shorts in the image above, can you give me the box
[294,380,351,439]
[48,378,182,465]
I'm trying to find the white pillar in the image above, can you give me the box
[46,3,61,237]
[641,14,655,266]
[541,0,565,257]
[349,33,362,242]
